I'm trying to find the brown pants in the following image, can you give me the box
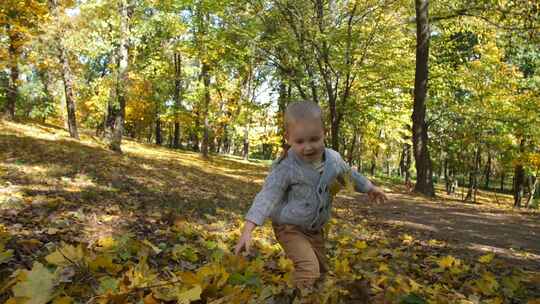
[273,223,328,289]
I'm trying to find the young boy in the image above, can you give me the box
[234,101,387,290]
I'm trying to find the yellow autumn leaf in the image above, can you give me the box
[335,258,351,275]
[408,278,422,292]
[88,254,122,274]
[278,256,293,272]
[475,272,499,296]
[45,243,84,266]
[485,297,503,304]
[378,263,390,273]
[12,262,55,304]
[98,236,117,249]
[177,271,201,286]
[400,234,414,244]
[438,255,458,269]
[354,240,367,250]
[478,253,495,264]
[52,296,73,304]
[177,285,202,304]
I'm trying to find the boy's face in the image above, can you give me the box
[285,118,325,163]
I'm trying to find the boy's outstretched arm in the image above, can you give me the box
[337,152,388,203]
[235,164,290,255]
[351,170,388,203]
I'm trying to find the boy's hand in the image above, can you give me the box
[234,221,256,255]
[367,186,388,204]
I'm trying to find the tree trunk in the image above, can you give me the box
[191,110,200,151]
[444,158,451,193]
[277,80,288,145]
[347,129,358,166]
[437,150,443,181]
[48,0,79,138]
[168,123,173,147]
[58,43,79,139]
[400,143,411,178]
[200,63,210,158]
[155,115,162,145]
[526,175,538,208]
[222,124,229,153]
[513,139,526,207]
[412,0,435,196]
[514,165,525,208]
[173,123,180,148]
[500,172,505,192]
[105,0,129,153]
[173,52,182,149]
[147,124,152,143]
[465,146,481,202]
[405,144,412,183]
[484,151,491,189]
[242,123,250,160]
[370,156,376,176]
[329,97,341,151]
[3,27,20,121]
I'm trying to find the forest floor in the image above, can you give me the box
[1,120,539,304]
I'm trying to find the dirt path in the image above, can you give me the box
[336,191,540,271]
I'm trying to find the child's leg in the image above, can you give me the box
[307,229,328,281]
[272,223,326,289]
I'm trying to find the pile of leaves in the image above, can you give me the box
[1,217,539,303]
[0,121,539,303]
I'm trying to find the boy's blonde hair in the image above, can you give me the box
[284,101,324,132]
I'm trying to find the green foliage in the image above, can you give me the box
[0,0,538,185]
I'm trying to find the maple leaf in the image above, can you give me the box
[45,243,85,266]
[437,255,462,271]
[475,272,499,296]
[478,253,495,264]
[334,258,351,275]
[12,262,55,304]
[353,240,367,250]
[126,256,158,288]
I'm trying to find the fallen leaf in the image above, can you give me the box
[12,262,55,304]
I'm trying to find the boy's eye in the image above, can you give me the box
[295,139,304,144]
[310,136,320,142]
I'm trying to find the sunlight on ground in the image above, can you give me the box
[1,121,539,303]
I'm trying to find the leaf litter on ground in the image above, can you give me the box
[0,120,539,303]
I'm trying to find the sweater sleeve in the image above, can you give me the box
[337,153,374,193]
[245,163,290,226]
[350,169,374,193]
